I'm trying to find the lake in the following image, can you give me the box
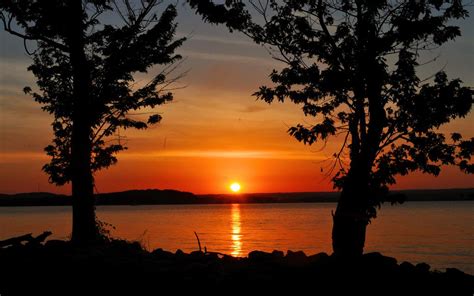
[1,201,472,274]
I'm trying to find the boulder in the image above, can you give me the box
[362,252,398,269]
[271,250,284,258]
[151,248,174,259]
[415,262,431,273]
[248,250,275,262]
[399,261,416,272]
[308,252,329,264]
[285,250,307,265]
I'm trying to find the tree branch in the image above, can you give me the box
[1,14,68,51]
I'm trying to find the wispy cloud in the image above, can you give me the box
[121,149,326,160]
[240,105,269,113]
[178,50,277,67]
[0,149,326,162]
[177,33,256,47]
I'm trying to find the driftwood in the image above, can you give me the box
[0,231,52,248]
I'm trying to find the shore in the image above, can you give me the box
[1,188,473,206]
[0,233,472,295]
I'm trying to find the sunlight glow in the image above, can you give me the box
[231,204,242,257]
[230,182,241,193]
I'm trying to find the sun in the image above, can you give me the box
[230,182,241,193]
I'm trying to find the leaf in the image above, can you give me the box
[23,86,32,94]
[148,114,162,124]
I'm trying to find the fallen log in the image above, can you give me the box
[0,231,52,248]
[0,233,33,248]
[30,231,52,245]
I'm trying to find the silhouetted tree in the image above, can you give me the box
[1,0,184,244]
[188,0,474,256]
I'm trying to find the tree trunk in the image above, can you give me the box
[332,191,369,257]
[67,0,98,245]
[332,5,386,257]
[332,160,371,257]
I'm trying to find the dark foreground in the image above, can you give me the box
[0,234,472,295]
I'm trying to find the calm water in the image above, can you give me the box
[1,202,473,274]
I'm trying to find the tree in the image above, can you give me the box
[188,0,474,256]
[1,0,185,244]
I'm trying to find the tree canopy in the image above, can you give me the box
[1,0,185,185]
[189,0,474,220]
[2,0,186,243]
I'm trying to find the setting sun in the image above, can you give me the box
[230,182,241,193]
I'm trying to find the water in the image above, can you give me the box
[1,201,472,274]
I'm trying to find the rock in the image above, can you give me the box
[0,244,473,294]
[248,250,275,261]
[151,248,174,259]
[222,254,237,262]
[286,250,307,258]
[271,250,284,258]
[308,252,329,264]
[363,252,398,269]
[445,267,466,277]
[205,252,219,260]
[107,239,143,254]
[415,262,431,273]
[399,261,416,272]
[445,267,474,287]
[190,250,205,260]
[285,250,307,265]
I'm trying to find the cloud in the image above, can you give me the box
[177,33,256,47]
[178,49,278,67]
[118,149,327,160]
[240,104,269,113]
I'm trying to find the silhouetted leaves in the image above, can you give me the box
[1,0,185,184]
[188,0,473,221]
[288,118,336,145]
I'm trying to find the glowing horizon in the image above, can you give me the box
[0,5,473,195]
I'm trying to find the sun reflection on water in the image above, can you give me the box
[231,204,242,257]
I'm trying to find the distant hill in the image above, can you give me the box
[198,191,340,204]
[390,188,474,202]
[0,192,70,206]
[0,188,472,207]
[0,189,195,206]
[199,188,474,204]
[97,189,196,205]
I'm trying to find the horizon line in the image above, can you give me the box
[2,186,473,197]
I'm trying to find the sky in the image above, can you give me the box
[0,2,473,194]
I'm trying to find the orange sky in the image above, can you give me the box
[0,4,473,195]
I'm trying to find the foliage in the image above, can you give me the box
[1,0,185,185]
[188,0,474,219]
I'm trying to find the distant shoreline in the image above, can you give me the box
[0,188,473,207]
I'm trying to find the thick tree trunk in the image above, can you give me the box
[332,5,386,257]
[332,191,369,257]
[332,166,370,257]
[68,0,98,245]
[70,116,96,245]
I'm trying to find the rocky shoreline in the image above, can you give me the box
[0,234,472,295]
